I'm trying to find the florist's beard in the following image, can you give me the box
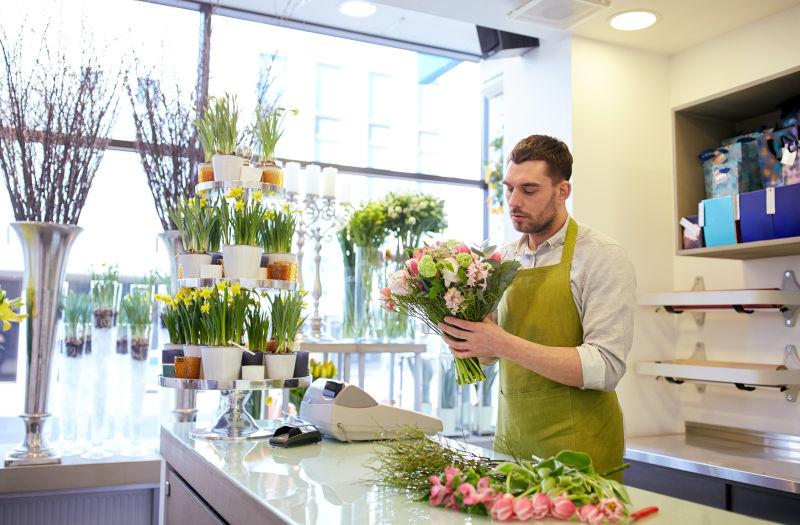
[511,193,559,236]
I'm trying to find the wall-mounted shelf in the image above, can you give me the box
[677,236,800,259]
[638,271,800,327]
[636,345,800,402]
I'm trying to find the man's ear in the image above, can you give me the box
[559,180,572,202]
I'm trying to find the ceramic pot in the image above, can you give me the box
[240,165,263,182]
[241,351,264,366]
[212,154,243,182]
[222,245,262,280]
[162,345,184,364]
[292,351,309,378]
[178,253,212,279]
[241,365,265,381]
[200,345,243,381]
[265,353,297,379]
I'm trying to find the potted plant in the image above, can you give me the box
[242,300,269,380]
[122,291,153,361]
[90,265,122,329]
[81,293,93,355]
[253,106,298,187]
[115,300,128,355]
[173,289,204,365]
[62,291,88,358]
[155,293,184,365]
[199,282,250,380]
[195,113,215,183]
[219,188,266,280]
[265,290,307,379]
[262,203,299,282]
[197,94,243,182]
[168,195,222,279]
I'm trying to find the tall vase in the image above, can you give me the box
[157,230,197,423]
[354,246,385,342]
[6,222,81,467]
[341,264,356,339]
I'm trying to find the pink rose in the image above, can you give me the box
[458,482,480,505]
[490,493,516,521]
[490,251,502,262]
[513,496,535,521]
[532,492,552,519]
[406,258,419,276]
[599,498,624,523]
[551,495,576,520]
[379,287,392,302]
[413,248,425,261]
[578,504,606,525]
[429,483,449,507]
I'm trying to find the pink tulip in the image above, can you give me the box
[513,496,535,521]
[474,477,495,506]
[429,475,441,486]
[386,301,396,311]
[458,483,480,505]
[444,493,460,511]
[413,248,425,261]
[578,504,606,525]
[444,466,461,486]
[407,258,419,276]
[599,498,624,523]
[551,495,577,520]
[532,492,552,519]
[490,493,516,521]
[380,287,392,301]
[490,251,502,261]
[429,483,449,507]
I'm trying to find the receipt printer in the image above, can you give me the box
[299,379,443,441]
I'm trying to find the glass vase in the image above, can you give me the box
[58,323,86,456]
[81,326,114,459]
[341,264,357,339]
[354,246,385,342]
[127,324,152,456]
[382,254,416,342]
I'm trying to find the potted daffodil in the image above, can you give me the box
[168,195,222,279]
[265,290,307,379]
[219,187,266,280]
[196,94,243,182]
[198,282,251,380]
[253,106,298,187]
[242,299,269,380]
[261,203,299,282]
[195,113,215,183]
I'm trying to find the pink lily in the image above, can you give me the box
[551,495,577,520]
[532,492,552,519]
[599,498,625,523]
[513,496,535,521]
[444,493,460,511]
[578,504,606,525]
[490,493,516,521]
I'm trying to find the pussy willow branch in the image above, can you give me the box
[0,25,123,224]
[127,69,200,230]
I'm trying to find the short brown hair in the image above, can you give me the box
[508,135,573,182]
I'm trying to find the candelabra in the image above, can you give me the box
[288,192,338,339]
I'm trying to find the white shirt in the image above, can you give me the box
[500,217,636,391]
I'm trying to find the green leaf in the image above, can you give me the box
[555,450,595,474]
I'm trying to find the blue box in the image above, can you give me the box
[702,196,738,247]
[739,190,775,243]
[774,183,800,238]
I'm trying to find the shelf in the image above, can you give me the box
[178,278,297,291]
[196,180,285,196]
[299,341,427,354]
[158,375,311,391]
[677,236,800,259]
[637,289,800,309]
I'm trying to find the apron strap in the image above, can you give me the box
[559,218,579,265]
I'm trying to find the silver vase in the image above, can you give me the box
[157,230,197,423]
[6,222,81,467]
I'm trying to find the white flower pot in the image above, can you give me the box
[241,365,265,380]
[183,344,203,379]
[439,408,458,436]
[177,253,212,279]
[200,345,243,381]
[240,165,263,182]
[222,245,262,280]
[265,353,297,379]
[200,264,223,279]
[212,154,244,182]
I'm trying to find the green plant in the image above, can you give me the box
[156,292,184,345]
[261,202,298,253]
[219,187,267,246]
[199,282,252,346]
[62,291,89,336]
[383,192,447,256]
[90,264,121,310]
[195,93,240,156]
[268,290,307,353]
[253,106,298,163]
[337,222,357,338]
[244,300,270,352]
[484,136,504,214]
[168,195,222,253]
[348,200,389,248]
[122,291,152,330]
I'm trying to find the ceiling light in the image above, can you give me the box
[609,10,658,31]
[338,1,376,18]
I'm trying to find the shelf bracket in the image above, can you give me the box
[689,342,706,394]
[690,276,706,327]
[732,305,754,314]
[784,345,799,402]
[781,271,800,328]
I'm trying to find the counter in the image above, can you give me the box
[160,422,769,524]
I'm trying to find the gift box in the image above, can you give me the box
[702,195,738,247]
[739,189,775,243]
[774,183,800,239]
[680,215,704,249]
[699,141,760,199]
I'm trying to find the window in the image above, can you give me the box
[368,73,394,168]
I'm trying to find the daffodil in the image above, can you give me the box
[200,287,213,300]
[234,199,245,212]
[252,190,263,201]
[227,187,244,200]
[182,296,193,307]
[200,301,210,314]
[187,197,197,207]
[231,283,241,296]
[216,281,227,291]
[199,197,208,207]
[0,298,25,331]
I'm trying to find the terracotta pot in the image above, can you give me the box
[262,162,284,187]
[266,253,298,282]
[198,162,214,183]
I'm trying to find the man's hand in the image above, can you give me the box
[437,316,512,359]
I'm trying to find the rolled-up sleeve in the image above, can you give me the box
[575,243,636,391]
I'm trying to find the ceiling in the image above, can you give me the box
[204,0,800,57]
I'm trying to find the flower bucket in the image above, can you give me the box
[292,351,309,378]
[183,344,203,379]
[265,353,297,379]
[197,162,214,183]
[262,163,284,187]
[241,365,265,380]
[200,345,243,381]
[240,165,263,182]
[222,245,262,280]
[265,253,298,282]
[177,253,212,279]
[212,154,243,182]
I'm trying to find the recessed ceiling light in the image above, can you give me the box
[609,10,658,31]
[338,1,376,18]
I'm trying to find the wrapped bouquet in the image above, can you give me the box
[380,240,520,385]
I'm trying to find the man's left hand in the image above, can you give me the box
[437,316,512,359]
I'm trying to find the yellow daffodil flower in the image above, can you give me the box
[182,296,193,306]
[200,287,213,300]
[0,299,25,331]
[227,187,244,200]
[200,302,210,314]
[187,197,196,207]
[231,283,241,296]
[235,199,245,212]
[252,190,263,201]
[216,281,227,291]
[199,197,208,207]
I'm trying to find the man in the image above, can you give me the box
[438,135,635,479]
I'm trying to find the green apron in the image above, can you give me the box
[495,218,625,480]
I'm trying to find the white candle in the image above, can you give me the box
[305,164,321,195]
[283,162,301,194]
[337,176,351,203]
[322,167,337,198]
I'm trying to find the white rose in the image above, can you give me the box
[440,257,459,287]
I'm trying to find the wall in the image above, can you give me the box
[667,6,800,436]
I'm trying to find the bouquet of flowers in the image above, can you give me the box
[380,240,520,385]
